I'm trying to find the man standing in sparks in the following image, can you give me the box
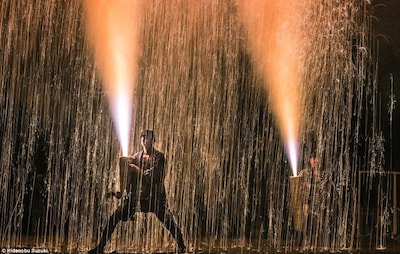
[297,151,334,248]
[89,130,186,253]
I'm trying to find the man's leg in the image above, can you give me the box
[89,199,135,253]
[153,202,186,252]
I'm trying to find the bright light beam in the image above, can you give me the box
[84,0,141,156]
[287,137,298,176]
[239,0,303,176]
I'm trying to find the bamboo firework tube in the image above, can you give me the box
[289,175,303,232]
[119,156,134,194]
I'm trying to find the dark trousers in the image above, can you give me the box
[94,197,185,252]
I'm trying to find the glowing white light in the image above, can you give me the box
[287,138,298,176]
[112,86,132,157]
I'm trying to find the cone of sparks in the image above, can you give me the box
[84,0,141,156]
[239,0,304,229]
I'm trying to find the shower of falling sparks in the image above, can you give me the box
[84,0,141,156]
[0,0,381,252]
[239,0,302,176]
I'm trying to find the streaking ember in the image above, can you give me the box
[239,0,303,176]
[84,0,141,156]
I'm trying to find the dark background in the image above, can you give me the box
[372,0,400,170]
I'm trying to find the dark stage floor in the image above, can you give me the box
[1,236,400,254]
